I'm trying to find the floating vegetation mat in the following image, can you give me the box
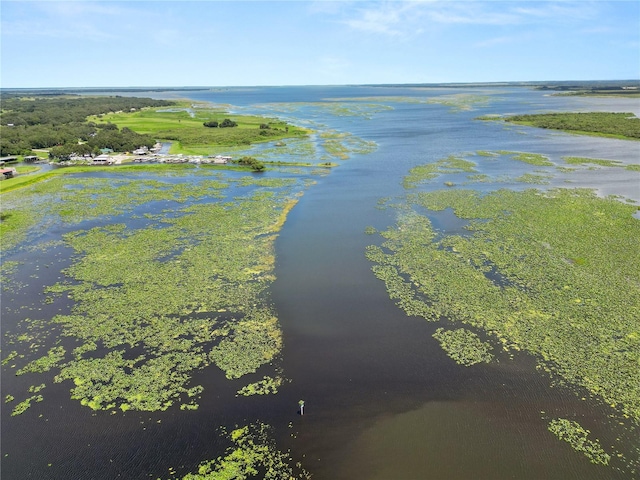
[180,423,310,479]
[548,418,612,466]
[252,101,393,119]
[322,94,497,112]
[1,168,307,414]
[397,150,640,191]
[426,94,494,112]
[432,327,493,366]
[366,155,640,475]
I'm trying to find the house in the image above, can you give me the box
[23,156,39,163]
[210,155,232,164]
[0,167,17,179]
[92,154,113,165]
[132,147,149,155]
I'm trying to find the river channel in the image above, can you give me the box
[2,85,639,479]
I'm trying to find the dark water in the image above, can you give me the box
[2,86,639,479]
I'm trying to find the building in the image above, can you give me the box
[0,167,17,179]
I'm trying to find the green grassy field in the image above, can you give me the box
[90,103,311,155]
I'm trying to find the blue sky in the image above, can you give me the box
[1,1,638,88]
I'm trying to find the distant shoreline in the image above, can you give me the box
[2,80,639,95]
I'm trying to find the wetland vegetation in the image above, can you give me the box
[181,423,310,479]
[1,167,313,415]
[547,418,612,466]
[366,152,640,475]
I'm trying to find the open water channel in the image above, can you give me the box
[2,85,639,479]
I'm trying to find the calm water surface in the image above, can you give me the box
[2,86,639,479]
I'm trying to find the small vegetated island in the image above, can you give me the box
[501,112,640,140]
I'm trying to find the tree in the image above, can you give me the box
[203,121,219,128]
[236,156,265,172]
[219,118,238,128]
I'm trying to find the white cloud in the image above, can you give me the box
[342,2,420,36]
[334,0,603,37]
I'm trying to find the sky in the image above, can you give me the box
[1,0,639,88]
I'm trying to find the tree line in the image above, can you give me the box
[0,94,173,158]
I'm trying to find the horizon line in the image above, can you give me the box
[2,79,639,91]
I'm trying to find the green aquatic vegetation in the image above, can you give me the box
[465,174,491,183]
[235,176,296,188]
[257,137,319,161]
[548,418,611,465]
[367,187,640,421]
[237,375,284,396]
[319,130,377,160]
[181,423,310,480]
[476,150,500,157]
[562,157,625,168]
[403,156,477,189]
[556,166,577,173]
[2,351,19,366]
[255,101,392,119]
[432,328,494,366]
[28,383,46,393]
[1,261,22,291]
[209,313,282,379]
[323,102,393,119]
[496,151,554,166]
[6,172,305,412]
[11,394,43,416]
[5,394,15,403]
[323,96,427,104]
[427,94,493,112]
[515,173,551,184]
[626,164,640,172]
[0,173,230,253]
[16,346,66,375]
